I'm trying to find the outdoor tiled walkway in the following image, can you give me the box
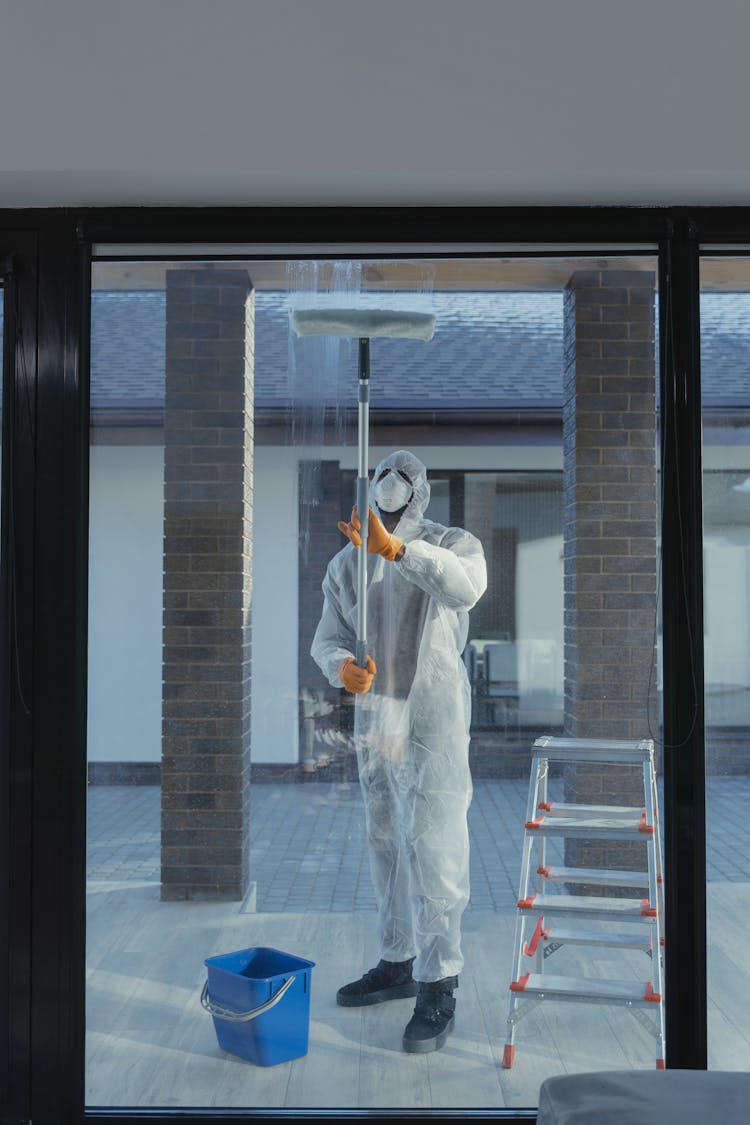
[86,777,562,911]
[87,775,750,910]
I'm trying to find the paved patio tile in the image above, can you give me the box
[87,775,750,912]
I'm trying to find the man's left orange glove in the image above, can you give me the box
[338,655,377,694]
[337,506,403,561]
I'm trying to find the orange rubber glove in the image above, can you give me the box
[337,507,403,561]
[338,655,377,694]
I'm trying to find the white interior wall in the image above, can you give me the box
[701,445,750,698]
[88,445,164,763]
[250,447,299,764]
[2,1,750,207]
[516,534,565,693]
[341,445,563,473]
[704,539,750,689]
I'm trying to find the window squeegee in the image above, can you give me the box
[291,309,436,666]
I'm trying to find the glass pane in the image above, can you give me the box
[86,253,662,1112]
[701,257,750,1070]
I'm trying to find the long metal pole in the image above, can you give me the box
[355,337,370,667]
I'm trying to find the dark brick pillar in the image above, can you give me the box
[562,269,658,875]
[161,269,254,901]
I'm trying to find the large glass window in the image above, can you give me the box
[86,253,662,1112]
[700,257,750,1069]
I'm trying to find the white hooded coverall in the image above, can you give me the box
[311,450,487,982]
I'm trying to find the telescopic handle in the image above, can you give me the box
[356,338,370,667]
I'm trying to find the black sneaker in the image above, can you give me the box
[402,976,458,1053]
[336,958,418,1007]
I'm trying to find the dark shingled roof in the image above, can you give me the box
[4,289,750,409]
[87,290,566,410]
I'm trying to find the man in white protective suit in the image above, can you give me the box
[311,449,487,1053]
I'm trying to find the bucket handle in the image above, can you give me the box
[201,975,296,1023]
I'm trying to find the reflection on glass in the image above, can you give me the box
[86,256,661,1111]
[700,262,750,1070]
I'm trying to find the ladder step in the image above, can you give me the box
[537,865,649,887]
[517,892,658,923]
[540,926,653,952]
[510,971,661,1005]
[538,801,644,818]
[533,736,655,764]
[524,815,653,838]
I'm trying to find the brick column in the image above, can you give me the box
[562,269,658,876]
[161,269,254,901]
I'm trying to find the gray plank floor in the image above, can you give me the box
[85,777,750,1112]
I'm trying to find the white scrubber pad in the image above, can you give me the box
[291,308,435,341]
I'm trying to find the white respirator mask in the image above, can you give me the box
[372,472,413,513]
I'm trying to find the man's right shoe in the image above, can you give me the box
[402,976,458,1053]
[336,958,418,1007]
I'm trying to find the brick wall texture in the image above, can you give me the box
[562,268,658,876]
[161,269,254,901]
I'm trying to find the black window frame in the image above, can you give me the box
[3,203,743,1123]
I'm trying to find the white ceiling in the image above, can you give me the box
[2,0,750,209]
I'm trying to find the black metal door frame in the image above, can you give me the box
[0,214,90,1125]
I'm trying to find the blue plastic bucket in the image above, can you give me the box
[202,946,315,1066]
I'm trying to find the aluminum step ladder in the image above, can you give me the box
[503,735,665,1069]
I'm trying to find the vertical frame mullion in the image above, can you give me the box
[28,216,90,1125]
[1,232,38,1125]
[659,220,708,1068]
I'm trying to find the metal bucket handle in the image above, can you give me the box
[201,974,296,1023]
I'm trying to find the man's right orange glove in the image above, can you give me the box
[338,655,377,694]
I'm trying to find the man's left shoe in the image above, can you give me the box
[402,976,458,1053]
